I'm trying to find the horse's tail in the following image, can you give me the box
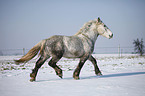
[14,40,46,64]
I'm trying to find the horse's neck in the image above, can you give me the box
[83,31,98,43]
[75,30,98,44]
[74,21,99,44]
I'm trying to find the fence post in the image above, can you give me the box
[121,49,123,58]
[118,44,120,58]
[23,48,25,56]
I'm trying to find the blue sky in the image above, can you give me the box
[0,0,145,53]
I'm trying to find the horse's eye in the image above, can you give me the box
[104,25,106,27]
[88,24,91,27]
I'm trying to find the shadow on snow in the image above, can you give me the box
[81,71,145,80]
[36,71,145,82]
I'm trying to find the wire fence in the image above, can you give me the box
[94,47,134,54]
[0,46,135,56]
[0,48,29,56]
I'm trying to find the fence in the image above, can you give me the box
[0,48,29,56]
[0,46,135,57]
[94,46,134,54]
[94,46,134,57]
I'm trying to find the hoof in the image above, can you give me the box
[30,77,35,82]
[73,76,80,80]
[59,75,63,79]
[96,72,102,76]
[56,71,63,79]
[30,78,36,82]
[57,73,63,79]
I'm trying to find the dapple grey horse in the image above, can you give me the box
[15,17,113,81]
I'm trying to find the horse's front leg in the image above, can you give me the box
[88,55,102,76]
[73,56,89,80]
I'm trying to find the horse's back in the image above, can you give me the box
[45,35,64,57]
[45,35,89,58]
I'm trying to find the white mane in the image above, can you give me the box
[75,20,97,36]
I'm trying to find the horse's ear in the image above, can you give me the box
[97,17,101,23]
[97,17,102,23]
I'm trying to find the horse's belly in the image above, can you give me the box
[63,48,84,58]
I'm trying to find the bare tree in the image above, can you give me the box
[133,38,144,56]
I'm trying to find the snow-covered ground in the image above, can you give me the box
[0,54,145,96]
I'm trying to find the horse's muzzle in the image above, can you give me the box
[109,34,113,39]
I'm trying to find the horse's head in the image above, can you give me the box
[96,17,113,39]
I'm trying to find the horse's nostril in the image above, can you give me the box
[109,34,113,39]
[111,34,113,37]
[110,34,113,37]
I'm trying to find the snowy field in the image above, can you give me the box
[0,54,145,96]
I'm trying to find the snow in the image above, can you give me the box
[0,54,145,96]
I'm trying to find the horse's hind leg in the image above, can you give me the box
[88,55,102,76]
[48,57,63,78]
[30,56,49,82]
